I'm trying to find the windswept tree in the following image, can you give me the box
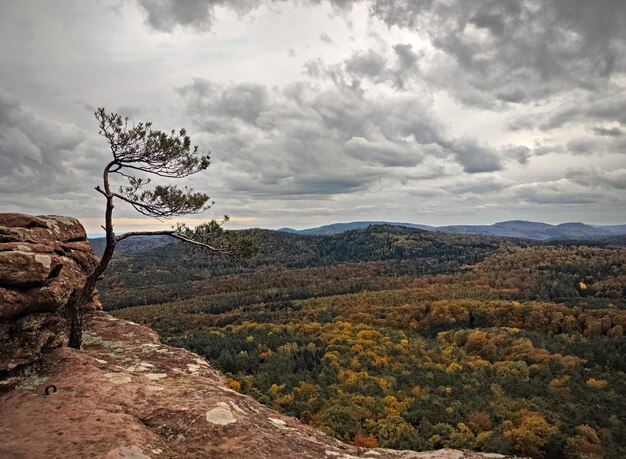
[66,108,255,349]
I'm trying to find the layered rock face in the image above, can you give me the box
[0,213,100,373]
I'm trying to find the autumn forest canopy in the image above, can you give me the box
[95,226,626,458]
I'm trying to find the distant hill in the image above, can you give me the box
[96,225,521,310]
[599,224,626,235]
[278,221,434,236]
[89,235,172,258]
[280,220,626,241]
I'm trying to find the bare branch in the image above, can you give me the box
[115,230,230,253]
[95,186,109,197]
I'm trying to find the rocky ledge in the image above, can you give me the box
[0,213,101,374]
[0,312,516,459]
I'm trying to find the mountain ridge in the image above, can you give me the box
[279,220,626,240]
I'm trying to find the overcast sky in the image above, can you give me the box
[1,0,625,234]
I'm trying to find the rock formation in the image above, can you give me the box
[0,213,100,375]
[0,312,518,459]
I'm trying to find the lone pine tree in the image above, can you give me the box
[66,108,254,348]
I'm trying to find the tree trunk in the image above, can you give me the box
[67,170,116,349]
[68,293,83,349]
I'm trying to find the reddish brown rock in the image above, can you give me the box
[0,213,100,372]
[0,251,60,288]
[0,213,49,229]
[0,313,520,459]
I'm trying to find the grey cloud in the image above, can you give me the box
[448,176,512,195]
[393,43,419,69]
[136,0,626,108]
[391,43,420,89]
[566,167,626,190]
[137,0,264,32]
[320,32,333,44]
[179,80,381,197]
[591,126,624,137]
[0,94,21,126]
[137,0,362,33]
[0,89,115,221]
[344,136,422,167]
[501,145,532,165]
[0,90,87,195]
[177,77,483,198]
[229,173,372,196]
[345,49,387,78]
[565,135,626,156]
[514,181,600,205]
[532,145,565,156]
[339,43,421,90]
[177,79,268,124]
[371,0,626,104]
[266,70,503,175]
[446,137,503,173]
[538,90,626,130]
[566,137,607,156]
[369,0,433,29]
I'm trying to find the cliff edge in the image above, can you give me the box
[0,311,514,459]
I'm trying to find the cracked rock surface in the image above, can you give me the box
[0,213,101,373]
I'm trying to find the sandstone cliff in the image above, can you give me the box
[0,213,100,375]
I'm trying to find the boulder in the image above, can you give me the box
[0,213,100,373]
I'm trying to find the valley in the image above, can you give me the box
[96,226,626,458]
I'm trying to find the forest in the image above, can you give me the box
[96,226,626,458]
